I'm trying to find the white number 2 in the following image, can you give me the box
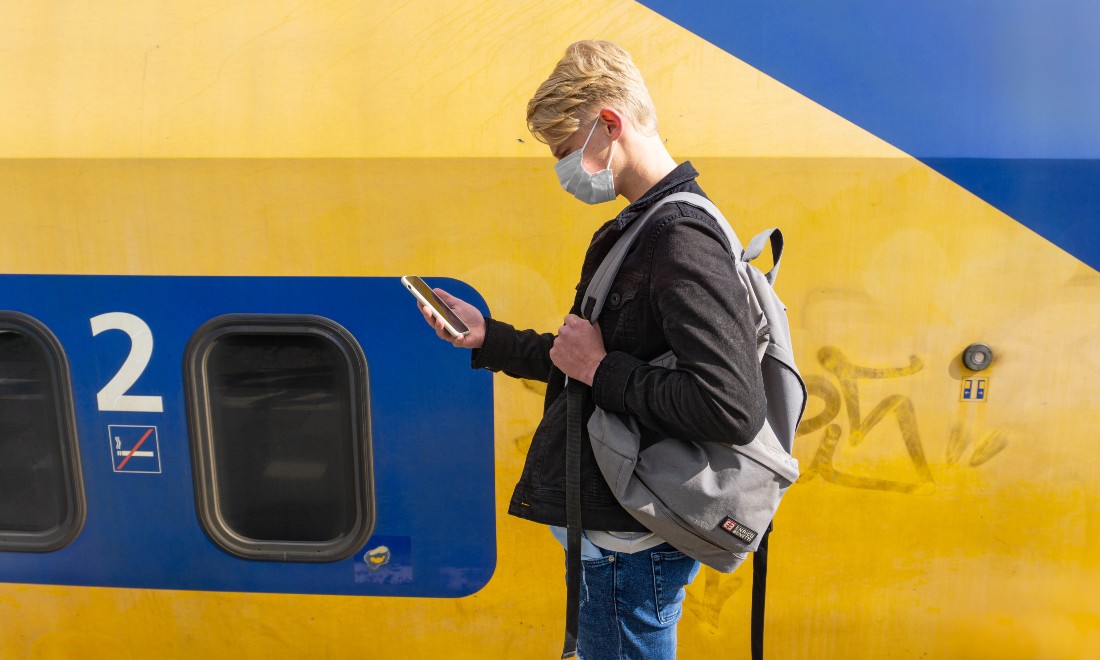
[90,312,164,413]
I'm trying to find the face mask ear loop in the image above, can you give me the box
[580,118,601,152]
[580,118,615,174]
[575,118,604,174]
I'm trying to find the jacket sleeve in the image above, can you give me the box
[470,316,556,383]
[590,212,766,445]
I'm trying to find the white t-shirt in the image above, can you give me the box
[550,525,665,560]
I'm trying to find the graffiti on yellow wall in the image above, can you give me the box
[797,346,1007,494]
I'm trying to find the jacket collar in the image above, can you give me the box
[611,161,700,230]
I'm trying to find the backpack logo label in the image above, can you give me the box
[720,517,757,544]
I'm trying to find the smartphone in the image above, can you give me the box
[401,276,471,338]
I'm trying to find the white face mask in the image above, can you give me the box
[554,119,617,205]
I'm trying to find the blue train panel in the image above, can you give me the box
[639,0,1100,270]
[0,275,496,597]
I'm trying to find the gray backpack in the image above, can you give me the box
[560,192,806,659]
[583,191,806,572]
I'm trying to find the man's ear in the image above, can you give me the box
[599,108,625,140]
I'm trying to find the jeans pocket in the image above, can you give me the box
[579,553,615,607]
[651,549,700,625]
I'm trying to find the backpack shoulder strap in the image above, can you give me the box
[582,191,742,321]
[661,191,744,255]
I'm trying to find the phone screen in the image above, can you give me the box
[403,276,471,335]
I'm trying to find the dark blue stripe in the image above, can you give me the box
[925,159,1100,267]
[637,0,1100,269]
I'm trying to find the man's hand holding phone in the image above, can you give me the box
[419,289,485,348]
[403,276,485,349]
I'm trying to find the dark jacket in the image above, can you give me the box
[472,162,766,531]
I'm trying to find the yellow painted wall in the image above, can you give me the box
[1,1,1098,658]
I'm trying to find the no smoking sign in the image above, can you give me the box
[108,425,162,474]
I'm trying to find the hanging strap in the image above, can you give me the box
[750,522,774,660]
[742,228,785,284]
[742,228,783,660]
[561,378,583,658]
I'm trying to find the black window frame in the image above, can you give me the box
[184,314,375,562]
[0,311,86,553]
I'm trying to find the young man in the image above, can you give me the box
[418,40,765,659]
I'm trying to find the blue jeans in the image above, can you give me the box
[573,542,701,660]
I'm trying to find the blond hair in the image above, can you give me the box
[526,40,658,148]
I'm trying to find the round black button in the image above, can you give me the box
[962,343,993,371]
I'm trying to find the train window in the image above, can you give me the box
[185,315,374,562]
[0,313,85,552]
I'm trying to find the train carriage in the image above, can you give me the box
[1,1,1098,658]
